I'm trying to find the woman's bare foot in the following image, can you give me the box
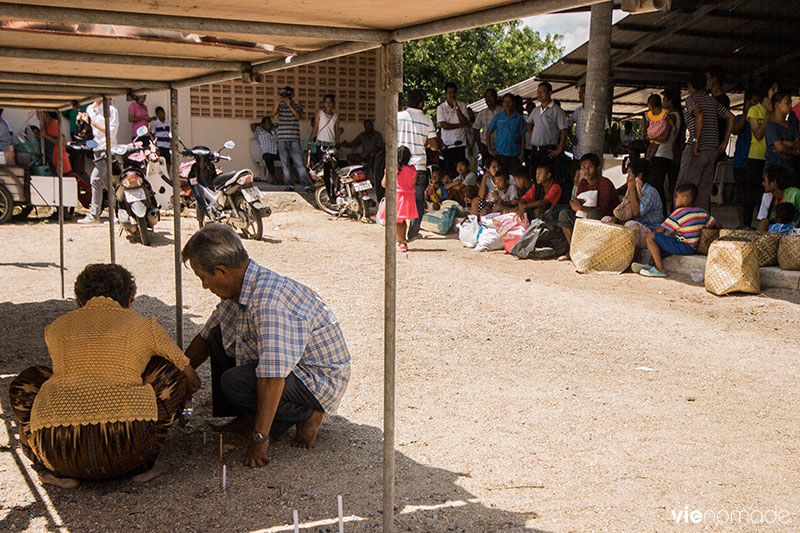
[39,472,80,489]
[213,416,255,433]
[557,253,570,261]
[131,460,170,483]
[291,410,325,448]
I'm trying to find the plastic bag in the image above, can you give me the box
[475,224,504,252]
[376,197,386,225]
[491,212,530,253]
[458,215,480,248]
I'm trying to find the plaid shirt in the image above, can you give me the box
[255,126,277,155]
[200,260,350,413]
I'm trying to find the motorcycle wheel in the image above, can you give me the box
[315,186,338,216]
[235,196,262,240]
[0,184,14,224]
[137,216,151,246]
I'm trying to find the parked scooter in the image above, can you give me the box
[311,147,376,221]
[111,126,160,245]
[65,138,97,209]
[180,139,271,240]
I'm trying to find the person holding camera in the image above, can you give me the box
[271,86,313,192]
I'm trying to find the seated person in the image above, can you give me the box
[517,162,562,221]
[470,157,500,216]
[557,153,620,259]
[488,168,518,213]
[633,183,721,278]
[425,166,448,210]
[8,264,200,489]
[443,159,474,205]
[602,159,664,248]
[768,202,797,235]
[756,166,800,232]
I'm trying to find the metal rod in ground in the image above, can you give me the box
[170,87,184,347]
[381,41,402,533]
[102,96,115,264]
[337,495,344,533]
[57,111,65,299]
[38,111,46,170]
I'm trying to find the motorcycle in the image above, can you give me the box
[139,136,180,213]
[311,147,376,221]
[180,139,271,240]
[111,126,160,245]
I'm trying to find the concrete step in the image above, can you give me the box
[640,250,800,291]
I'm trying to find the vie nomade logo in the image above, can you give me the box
[670,505,792,526]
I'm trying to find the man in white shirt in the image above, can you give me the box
[398,89,438,240]
[472,88,502,164]
[0,109,13,152]
[436,82,471,174]
[77,98,119,224]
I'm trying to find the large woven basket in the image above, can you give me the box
[570,219,636,274]
[696,228,720,255]
[719,229,780,267]
[705,237,760,295]
[777,235,800,270]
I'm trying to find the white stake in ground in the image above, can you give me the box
[338,495,344,533]
[221,464,227,490]
[292,510,299,533]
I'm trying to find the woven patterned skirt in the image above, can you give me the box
[9,356,187,481]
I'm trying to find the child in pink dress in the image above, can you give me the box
[382,146,419,252]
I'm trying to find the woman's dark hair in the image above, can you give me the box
[774,202,797,225]
[74,264,137,307]
[323,94,336,103]
[398,146,411,167]
[47,111,58,119]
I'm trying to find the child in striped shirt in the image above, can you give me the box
[633,183,720,278]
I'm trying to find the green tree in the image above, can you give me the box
[403,22,563,113]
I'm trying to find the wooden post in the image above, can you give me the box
[170,87,184,347]
[103,96,116,264]
[57,112,65,299]
[381,41,402,533]
[582,1,614,158]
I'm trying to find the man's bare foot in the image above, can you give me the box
[213,416,255,433]
[291,410,325,448]
[131,460,170,483]
[39,472,80,489]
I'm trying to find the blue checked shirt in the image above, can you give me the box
[255,126,277,155]
[200,260,351,413]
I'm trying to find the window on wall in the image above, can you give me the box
[190,50,378,122]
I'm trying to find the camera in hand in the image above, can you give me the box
[279,86,294,99]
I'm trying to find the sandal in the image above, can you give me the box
[396,244,408,253]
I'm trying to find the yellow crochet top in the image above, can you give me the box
[30,296,189,431]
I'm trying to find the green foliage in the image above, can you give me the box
[403,22,563,114]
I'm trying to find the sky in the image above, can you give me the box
[523,11,629,61]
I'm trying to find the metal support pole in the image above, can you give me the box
[103,96,116,264]
[381,41,402,533]
[582,1,613,158]
[37,111,46,168]
[170,88,184,347]
[57,113,65,299]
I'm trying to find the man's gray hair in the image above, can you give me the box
[181,223,250,273]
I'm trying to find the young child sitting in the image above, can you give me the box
[425,166,448,210]
[471,157,500,216]
[516,162,563,220]
[644,93,669,159]
[768,202,798,235]
[441,170,466,205]
[448,158,475,206]
[489,168,518,213]
[633,183,721,278]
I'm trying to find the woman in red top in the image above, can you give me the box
[42,112,72,174]
[383,146,418,252]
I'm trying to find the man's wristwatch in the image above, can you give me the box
[251,430,268,444]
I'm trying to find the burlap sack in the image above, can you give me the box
[696,228,720,255]
[719,229,780,267]
[570,218,636,274]
[705,237,760,295]
[777,235,800,270]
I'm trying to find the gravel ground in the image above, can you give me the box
[0,193,798,532]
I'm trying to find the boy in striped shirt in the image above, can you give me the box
[633,183,721,277]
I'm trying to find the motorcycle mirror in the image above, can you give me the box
[86,139,98,149]
[136,125,149,137]
[223,140,235,150]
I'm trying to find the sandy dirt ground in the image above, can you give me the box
[0,193,798,532]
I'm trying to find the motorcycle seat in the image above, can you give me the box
[213,171,238,189]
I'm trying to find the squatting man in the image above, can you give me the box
[183,224,351,467]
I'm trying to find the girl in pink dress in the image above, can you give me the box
[382,146,418,252]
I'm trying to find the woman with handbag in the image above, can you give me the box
[602,159,664,248]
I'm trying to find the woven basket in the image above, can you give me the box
[705,237,760,295]
[777,235,800,270]
[719,229,780,267]
[696,228,720,255]
[570,218,636,274]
